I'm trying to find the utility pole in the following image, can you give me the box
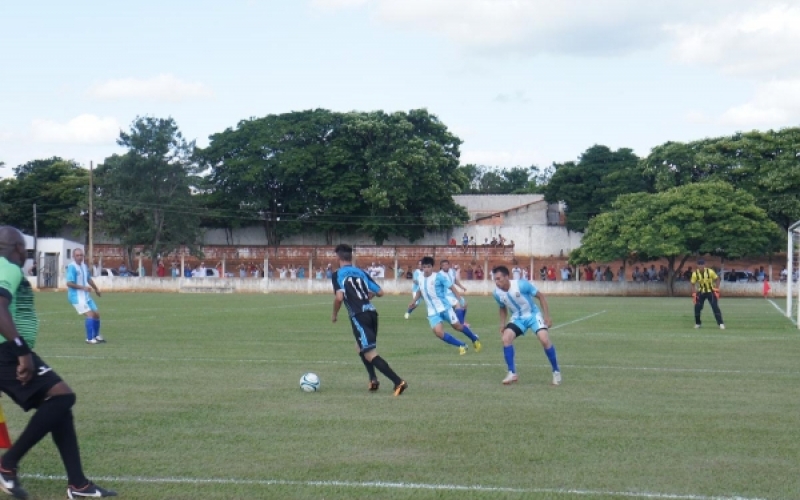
[33,203,38,287]
[89,160,94,270]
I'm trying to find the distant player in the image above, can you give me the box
[408,256,481,355]
[492,265,561,386]
[404,260,423,319]
[331,244,408,396]
[690,258,725,329]
[66,249,105,344]
[439,259,470,327]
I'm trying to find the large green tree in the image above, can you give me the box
[575,181,783,294]
[97,117,201,271]
[458,164,547,194]
[0,157,88,236]
[199,108,468,245]
[642,128,800,230]
[544,145,650,232]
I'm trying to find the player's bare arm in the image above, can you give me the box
[0,296,34,384]
[88,277,102,297]
[498,306,508,334]
[536,291,553,328]
[408,290,421,311]
[332,290,345,323]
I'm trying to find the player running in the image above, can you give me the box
[408,256,481,355]
[404,261,422,319]
[439,259,469,327]
[492,265,561,386]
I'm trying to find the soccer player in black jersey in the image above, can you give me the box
[331,244,407,396]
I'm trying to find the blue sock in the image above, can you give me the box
[92,318,101,338]
[406,308,414,315]
[545,345,560,372]
[85,318,94,341]
[442,333,466,347]
[504,345,515,373]
[455,308,466,324]
[460,325,479,342]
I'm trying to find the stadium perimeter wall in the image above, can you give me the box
[43,276,787,298]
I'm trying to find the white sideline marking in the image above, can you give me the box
[767,299,797,325]
[550,310,607,330]
[43,355,800,376]
[21,473,767,500]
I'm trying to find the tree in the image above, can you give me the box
[642,128,800,231]
[544,145,650,232]
[97,117,201,271]
[0,157,89,236]
[199,109,469,245]
[576,181,783,294]
[456,165,546,194]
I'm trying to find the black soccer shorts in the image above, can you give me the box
[0,342,63,411]
[350,311,379,353]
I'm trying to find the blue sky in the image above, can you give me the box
[2,0,799,176]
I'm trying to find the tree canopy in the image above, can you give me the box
[574,181,783,293]
[198,109,469,245]
[544,145,650,232]
[96,117,202,269]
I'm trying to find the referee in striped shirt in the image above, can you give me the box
[690,259,725,330]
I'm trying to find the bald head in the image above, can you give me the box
[0,226,25,266]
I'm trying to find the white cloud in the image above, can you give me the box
[310,0,757,57]
[667,4,800,77]
[88,74,213,102]
[494,90,529,104]
[30,114,121,144]
[718,79,800,127]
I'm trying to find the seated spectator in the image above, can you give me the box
[474,266,484,281]
[547,267,556,281]
[617,266,625,282]
[449,237,457,246]
[756,266,765,282]
[483,238,490,246]
[632,266,642,282]
[603,266,613,282]
[498,234,506,247]
[490,237,498,247]
[465,266,474,280]
[540,267,547,280]
[584,266,594,281]
[780,267,788,282]
[462,233,469,251]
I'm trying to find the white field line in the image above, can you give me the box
[549,310,607,330]
[42,354,800,376]
[20,473,767,500]
[767,299,797,325]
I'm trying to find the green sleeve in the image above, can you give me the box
[0,258,22,300]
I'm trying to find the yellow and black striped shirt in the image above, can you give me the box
[0,257,39,348]
[691,268,718,293]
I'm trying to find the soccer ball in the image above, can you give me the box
[300,372,320,392]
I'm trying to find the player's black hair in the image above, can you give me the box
[335,244,353,262]
[492,265,510,276]
[421,256,435,266]
[440,259,450,265]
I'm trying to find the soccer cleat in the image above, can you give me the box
[502,372,518,385]
[94,335,106,343]
[458,346,468,356]
[368,379,380,392]
[393,380,408,396]
[0,465,28,499]
[404,312,409,320]
[67,482,117,498]
[719,324,725,330]
[85,338,98,345]
[552,371,562,386]
[694,324,701,329]
[473,340,482,353]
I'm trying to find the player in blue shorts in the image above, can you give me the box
[492,265,561,386]
[66,249,105,344]
[439,259,469,326]
[408,257,481,355]
[404,261,423,319]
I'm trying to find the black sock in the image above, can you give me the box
[359,352,377,381]
[51,408,88,487]
[2,394,77,471]
[370,356,402,385]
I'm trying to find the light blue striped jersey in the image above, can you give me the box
[412,269,423,293]
[440,269,459,306]
[493,279,540,319]
[66,261,91,305]
[419,271,453,315]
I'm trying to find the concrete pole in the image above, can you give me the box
[180,253,185,278]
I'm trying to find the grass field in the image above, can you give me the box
[7,291,799,500]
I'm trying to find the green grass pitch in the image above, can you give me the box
[7,291,799,499]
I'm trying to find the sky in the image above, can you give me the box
[2,0,800,177]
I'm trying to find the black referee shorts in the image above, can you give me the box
[0,342,63,412]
